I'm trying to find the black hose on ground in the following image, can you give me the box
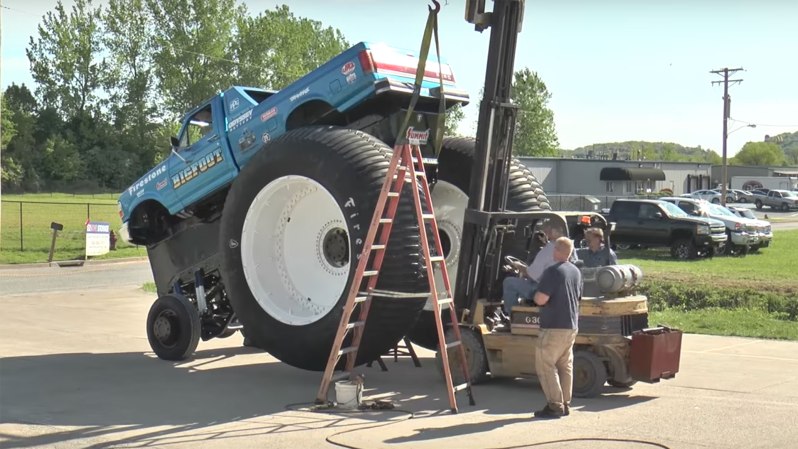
[284,402,672,449]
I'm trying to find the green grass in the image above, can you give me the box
[619,229,798,340]
[142,282,156,293]
[619,229,798,296]
[1,193,135,263]
[650,308,798,340]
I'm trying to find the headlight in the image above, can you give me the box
[697,225,710,235]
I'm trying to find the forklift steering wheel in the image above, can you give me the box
[503,255,524,274]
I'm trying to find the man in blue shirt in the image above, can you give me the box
[532,237,582,419]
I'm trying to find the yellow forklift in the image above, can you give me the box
[431,0,682,397]
[440,210,678,397]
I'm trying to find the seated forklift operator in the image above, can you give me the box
[576,227,617,268]
[501,220,577,316]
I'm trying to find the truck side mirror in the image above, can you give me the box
[654,212,663,219]
[169,136,187,163]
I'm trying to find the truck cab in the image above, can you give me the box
[606,199,726,259]
[119,42,469,246]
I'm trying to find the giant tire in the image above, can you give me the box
[220,127,428,371]
[407,137,551,350]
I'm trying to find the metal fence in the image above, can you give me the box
[1,201,121,252]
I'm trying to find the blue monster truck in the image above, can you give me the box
[119,42,550,369]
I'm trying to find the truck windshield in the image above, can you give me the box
[708,204,735,216]
[660,202,688,217]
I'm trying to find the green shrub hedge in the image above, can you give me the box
[641,280,798,321]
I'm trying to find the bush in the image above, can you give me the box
[640,280,798,321]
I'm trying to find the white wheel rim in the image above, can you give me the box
[427,180,468,311]
[240,176,349,325]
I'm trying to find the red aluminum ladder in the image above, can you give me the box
[315,143,475,413]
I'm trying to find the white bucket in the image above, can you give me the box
[334,380,363,409]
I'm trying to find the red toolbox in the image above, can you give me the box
[630,326,683,382]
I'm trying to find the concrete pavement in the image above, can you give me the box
[1,286,798,449]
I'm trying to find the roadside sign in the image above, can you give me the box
[86,221,111,256]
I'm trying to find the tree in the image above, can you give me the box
[233,5,349,89]
[730,142,785,166]
[147,0,244,117]
[1,94,23,187]
[2,84,41,190]
[444,104,464,136]
[26,0,105,120]
[511,68,559,156]
[103,0,163,173]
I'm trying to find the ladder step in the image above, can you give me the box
[453,383,469,392]
[371,244,386,250]
[387,192,399,198]
[339,346,359,356]
[415,171,426,178]
[379,218,393,224]
[345,321,366,330]
[445,340,462,349]
[421,214,435,220]
[437,298,453,306]
[354,296,369,303]
[429,256,445,263]
[363,270,379,277]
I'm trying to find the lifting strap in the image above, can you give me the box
[398,0,448,156]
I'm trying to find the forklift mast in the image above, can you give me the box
[454,0,527,310]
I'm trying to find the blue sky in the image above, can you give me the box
[2,0,797,156]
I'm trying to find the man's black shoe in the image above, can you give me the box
[534,404,563,419]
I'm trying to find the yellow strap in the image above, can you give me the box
[398,4,443,153]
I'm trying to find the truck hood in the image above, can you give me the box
[674,215,724,227]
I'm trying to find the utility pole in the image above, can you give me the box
[710,67,743,206]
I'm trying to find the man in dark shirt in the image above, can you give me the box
[576,227,618,268]
[532,237,582,418]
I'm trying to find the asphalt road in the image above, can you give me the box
[0,259,153,295]
[1,264,798,449]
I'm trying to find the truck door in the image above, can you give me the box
[169,100,237,209]
[609,201,638,243]
[636,203,669,244]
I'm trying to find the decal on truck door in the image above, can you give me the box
[172,148,224,189]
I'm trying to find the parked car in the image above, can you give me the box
[730,189,754,203]
[727,206,772,250]
[711,189,737,203]
[682,189,723,204]
[662,197,758,254]
[750,189,770,196]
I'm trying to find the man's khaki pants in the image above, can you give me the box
[535,328,578,413]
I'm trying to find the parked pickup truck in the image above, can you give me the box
[116,41,552,371]
[661,197,762,255]
[604,199,727,259]
[753,189,798,212]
